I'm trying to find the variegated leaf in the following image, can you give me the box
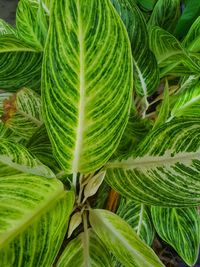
[0,19,15,35]
[117,197,155,245]
[89,209,163,267]
[16,0,50,50]
[42,0,133,174]
[0,174,74,267]
[57,229,112,267]
[148,0,181,33]
[1,88,43,140]
[149,26,200,77]
[0,138,55,178]
[111,0,159,97]
[182,16,200,53]
[151,206,200,266]
[106,118,200,206]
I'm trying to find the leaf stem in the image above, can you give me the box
[73,172,77,191]
[83,211,89,267]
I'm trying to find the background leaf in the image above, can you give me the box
[42,0,133,174]
[151,206,200,266]
[90,209,164,267]
[0,174,74,267]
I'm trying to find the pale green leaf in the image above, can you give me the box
[1,88,43,140]
[151,206,200,266]
[0,174,74,267]
[0,19,15,36]
[89,209,164,267]
[57,229,112,267]
[148,0,181,33]
[182,16,200,52]
[0,138,55,178]
[111,0,159,97]
[117,198,155,245]
[106,118,200,206]
[16,0,50,50]
[42,0,133,174]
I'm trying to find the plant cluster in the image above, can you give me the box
[0,0,200,266]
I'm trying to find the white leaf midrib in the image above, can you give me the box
[72,1,85,172]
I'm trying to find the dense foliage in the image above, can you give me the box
[0,0,200,266]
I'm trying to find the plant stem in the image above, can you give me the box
[73,172,77,191]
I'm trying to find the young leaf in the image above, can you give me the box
[1,88,42,140]
[117,197,155,245]
[106,118,200,206]
[16,0,50,50]
[0,174,74,267]
[111,0,159,97]
[89,209,164,267]
[57,229,112,267]
[42,0,133,174]
[151,206,200,266]
[148,0,181,33]
[170,81,200,118]
[149,26,200,77]
[182,16,200,52]
[0,138,55,178]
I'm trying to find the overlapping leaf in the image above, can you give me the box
[117,197,155,245]
[0,138,55,178]
[148,0,181,33]
[151,206,200,266]
[0,174,74,267]
[182,16,200,52]
[111,0,159,97]
[57,229,112,267]
[0,20,42,91]
[89,209,163,267]
[106,118,200,206]
[42,0,133,174]
[149,26,200,77]
[1,88,43,140]
[16,0,50,50]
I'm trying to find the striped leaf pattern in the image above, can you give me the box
[42,0,133,174]
[106,118,200,206]
[151,206,200,266]
[0,19,15,35]
[90,209,164,267]
[170,81,200,118]
[57,229,112,267]
[1,88,43,140]
[16,0,50,50]
[0,174,74,267]
[111,0,159,97]
[117,197,155,245]
[149,26,200,77]
[148,0,181,33]
[183,16,200,52]
[0,138,55,178]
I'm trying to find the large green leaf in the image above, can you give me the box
[106,118,200,206]
[16,0,50,50]
[57,229,112,267]
[42,0,133,174]
[0,138,55,178]
[151,206,200,266]
[0,174,74,267]
[117,197,155,245]
[175,0,200,39]
[1,88,43,140]
[182,16,200,52]
[136,0,157,11]
[149,26,200,77]
[0,25,42,91]
[111,0,159,97]
[148,0,181,33]
[89,209,163,267]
